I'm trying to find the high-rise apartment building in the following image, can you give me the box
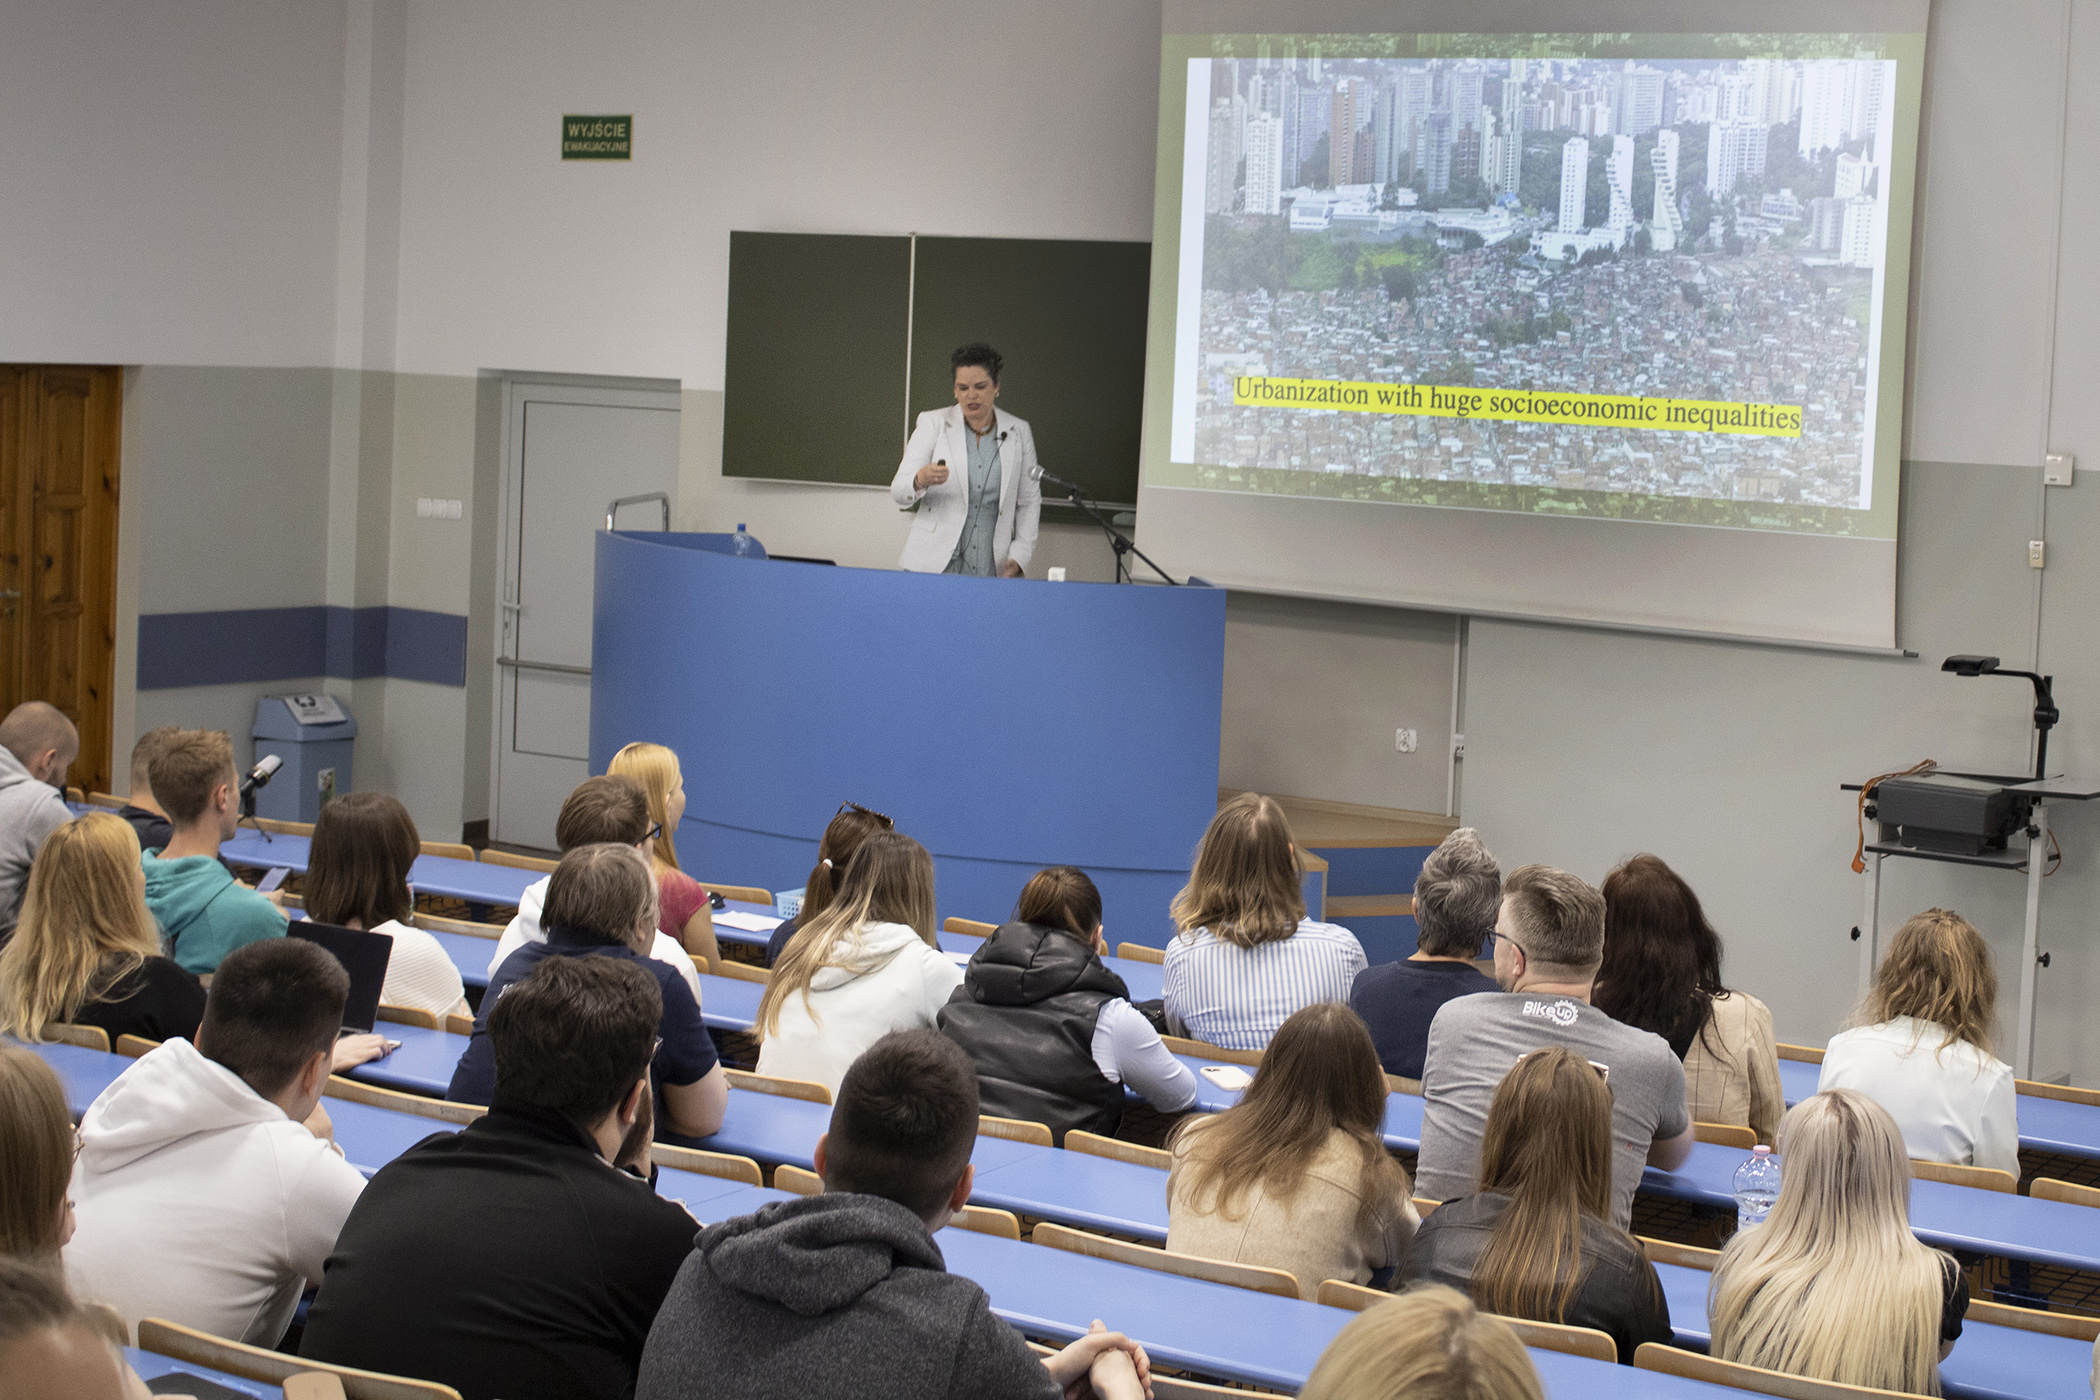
[1450,64,1486,131]
[1559,136,1590,232]
[1330,77,1369,185]
[1798,59,1850,155]
[1840,194,1878,267]
[1613,64,1665,135]
[1244,112,1285,215]
[1650,127,1682,250]
[1206,99,1238,213]
[1706,121,1768,196]
[1605,135,1635,231]
[1418,111,1454,195]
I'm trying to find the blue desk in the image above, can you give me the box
[325,1097,453,1177]
[1777,1057,1819,1104]
[708,900,789,948]
[346,1023,468,1098]
[219,834,542,909]
[427,928,494,991]
[695,973,763,1032]
[656,1170,788,1214]
[969,1144,1170,1241]
[129,1347,283,1397]
[686,1086,1052,1177]
[933,931,1166,1004]
[19,1039,130,1117]
[1778,1054,2100,1163]
[670,1181,802,1223]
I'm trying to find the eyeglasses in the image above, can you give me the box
[837,801,895,829]
[645,822,663,843]
[1489,929,1527,957]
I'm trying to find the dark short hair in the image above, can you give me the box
[555,775,651,851]
[542,843,658,951]
[199,939,348,1098]
[304,792,420,930]
[149,730,236,827]
[950,342,1003,385]
[489,956,660,1124]
[824,1030,978,1220]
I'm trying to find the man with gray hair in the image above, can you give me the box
[0,701,77,935]
[1414,862,1693,1227]
[1348,827,1504,1080]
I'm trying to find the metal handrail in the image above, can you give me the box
[605,492,671,531]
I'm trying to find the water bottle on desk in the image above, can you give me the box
[730,523,759,557]
[1732,1144,1781,1231]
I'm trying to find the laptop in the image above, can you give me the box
[288,921,395,1034]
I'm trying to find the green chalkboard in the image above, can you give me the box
[722,232,1150,506]
[722,232,911,484]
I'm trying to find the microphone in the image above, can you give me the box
[1029,463,1085,494]
[240,754,283,797]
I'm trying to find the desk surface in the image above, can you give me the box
[219,833,541,908]
[427,928,494,991]
[25,1038,130,1117]
[694,973,764,1032]
[325,1096,453,1176]
[129,1347,285,1398]
[1778,1053,2100,1161]
[968,1143,1170,1241]
[347,1023,468,1098]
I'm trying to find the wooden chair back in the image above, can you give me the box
[46,1023,112,1052]
[979,1114,1053,1147]
[1413,1197,1442,1215]
[138,1318,464,1400]
[1316,1278,1388,1311]
[325,1076,486,1126]
[774,1164,822,1195]
[285,1376,350,1400]
[709,959,770,985]
[115,1034,158,1058]
[651,1142,764,1186]
[444,1011,475,1036]
[1065,1130,1169,1170]
[477,849,557,873]
[2031,1176,2100,1208]
[1640,1236,1720,1271]
[1632,1342,1924,1398]
[1161,1034,1263,1068]
[86,791,126,810]
[376,1004,439,1030]
[1694,1121,1758,1150]
[724,1068,833,1105]
[1775,1042,1825,1064]
[2016,1077,2100,1106]
[419,840,477,861]
[65,785,84,803]
[1034,1223,1300,1299]
[1966,1295,2100,1339]
[773,1161,1018,1238]
[1387,1074,1423,1095]
[942,917,996,940]
[247,817,315,836]
[1909,1158,2017,1193]
[1114,941,1165,965]
[705,883,774,905]
[413,912,506,938]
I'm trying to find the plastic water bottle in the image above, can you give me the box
[1732,1144,1781,1231]
[730,523,759,558]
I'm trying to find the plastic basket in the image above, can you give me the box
[775,887,805,920]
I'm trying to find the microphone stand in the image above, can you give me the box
[1045,477,1181,586]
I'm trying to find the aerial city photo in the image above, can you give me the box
[1187,44,1897,523]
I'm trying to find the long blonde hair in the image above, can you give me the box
[1170,1003,1409,1232]
[1171,793,1305,948]
[0,813,162,1041]
[1301,1285,1543,1400]
[1709,1089,1947,1395]
[757,832,936,1036]
[1471,1048,1647,1325]
[1856,908,1998,1057]
[608,742,684,872]
[0,1048,74,1257]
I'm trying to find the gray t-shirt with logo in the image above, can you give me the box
[1414,991,1690,1228]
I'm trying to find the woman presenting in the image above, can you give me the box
[890,342,1041,575]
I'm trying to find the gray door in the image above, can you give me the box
[493,381,679,850]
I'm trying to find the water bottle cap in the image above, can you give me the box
[1752,1144,1772,1156]
[736,523,747,531]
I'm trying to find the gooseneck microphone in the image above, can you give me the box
[1028,463,1084,493]
[240,753,283,797]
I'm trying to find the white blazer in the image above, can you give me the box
[889,404,1042,573]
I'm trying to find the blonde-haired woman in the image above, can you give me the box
[1163,793,1366,1050]
[1301,1284,1543,1400]
[0,1048,76,1258]
[1401,1047,1671,1361]
[1709,1089,1965,1393]
[1819,908,2016,1175]
[608,742,722,971]
[0,813,203,1045]
[1167,1003,1416,1298]
[756,832,962,1095]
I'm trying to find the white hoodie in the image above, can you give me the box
[64,1038,367,1345]
[756,921,964,1095]
[487,875,703,1001]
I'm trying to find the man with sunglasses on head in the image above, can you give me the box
[1413,863,1694,1230]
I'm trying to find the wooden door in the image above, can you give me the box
[0,367,121,796]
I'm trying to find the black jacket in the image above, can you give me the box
[71,956,204,1045]
[936,920,1128,1145]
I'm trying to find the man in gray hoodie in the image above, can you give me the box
[636,1030,1148,1400]
[0,701,76,937]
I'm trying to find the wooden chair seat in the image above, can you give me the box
[2031,1176,2100,1208]
[138,1318,463,1400]
[1317,1279,1616,1362]
[705,882,773,905]
[377,1004,440,1030]
[1114,941,1164,965]
[979,1114,1053,1147]
[1035,1222,1300,1298]
[1160,1034,1263,1068]
[1632,1342,1927,1398]
[1694,1121,1757,1150]
[724,1068,832,1105]
[325,1076,486,1126]
[115,1034,159,1058]
[1909,1157,2017,1193]
[943,917,996,940]
[1065,1130,1169,1170]
[1775,1042,1825,1064]
[47,1023,112,1052]
[419,840,477,861]
[651,1142,764,1187]
[477,849,556,873]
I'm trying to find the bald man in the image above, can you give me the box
[0,701,78,935]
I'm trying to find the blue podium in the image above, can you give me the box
[590,535,1227,945]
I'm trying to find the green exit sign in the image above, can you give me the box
[562,114,632,160]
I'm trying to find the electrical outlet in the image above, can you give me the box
[2030,540,2046,569]
[1395,727,1418,753]
[415,497,433,518]
[2045,453,2075,487]
[1452,733,1467,759]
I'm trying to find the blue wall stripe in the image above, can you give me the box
[137,606,468,690]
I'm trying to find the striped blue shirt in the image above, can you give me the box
[1161,918,1368,1051]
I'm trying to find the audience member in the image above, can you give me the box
[112,726,181,857]
[1415,864,1691,1227]
[1709,1089,1964,1392]
[1595,854,1783,1146]
[637,1029,1149,1400]
[486,775,702,1002]
[1401,1047,1671,1362]
[304,956,698,1400]
[0,1256,153,1400]
[1819,907,2017,1174]
[140,729,285,975]
[938,865,1195,1144]
[65,938,368,1343]
[1348,828,1501,1080]
[303,792,468,1018]
[1162,793,1367,1051]
[451,843,726,1138]
[1300,1284,1543,1400]
[765,801,892,967]
[0,1049,75,1258]
[757,832,963,1094]
[0,702,78,938]
[1167,1003,1417,1299]
[608,742,722,970]
[0,814,204,1045]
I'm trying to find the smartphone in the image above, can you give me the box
[1199,1064,1254,1091]
[256,866,291,894]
